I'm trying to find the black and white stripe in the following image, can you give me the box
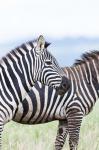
[0,80,72,148]
[0,35,68,149]
[12,81,72,124]
[55,51,99,150]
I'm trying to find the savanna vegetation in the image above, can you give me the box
[2,101,99,150]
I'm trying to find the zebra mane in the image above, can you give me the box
[1,39,50,61]
[11,40,50,55]
[73,50,99,66]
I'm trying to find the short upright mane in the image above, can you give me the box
[1,39,49,61]
[1,40,35,61]
[73,50,99,66]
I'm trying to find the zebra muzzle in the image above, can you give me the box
[56,76,71,95]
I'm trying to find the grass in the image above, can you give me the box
[2,101,99,150]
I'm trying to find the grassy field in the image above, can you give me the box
[2,101,99,150]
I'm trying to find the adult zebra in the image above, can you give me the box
[55,51,99,150]
[0,35,69,149]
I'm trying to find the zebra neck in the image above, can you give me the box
[0,50,35,102]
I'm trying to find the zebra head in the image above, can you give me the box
[32,35,70,92]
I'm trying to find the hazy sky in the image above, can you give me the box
[0,0,99,43]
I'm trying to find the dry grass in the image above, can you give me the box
[2,101,99,150]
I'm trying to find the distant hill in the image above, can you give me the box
[50,37,99,66]
[0,37,99,66]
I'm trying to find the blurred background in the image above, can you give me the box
[1,0,99,149]
[0,0,99,67]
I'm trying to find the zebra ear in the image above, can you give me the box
[36,35,45,53]
[45,42,51,48]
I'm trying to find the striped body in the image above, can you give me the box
[55,51,99,150]
[13,81,72,124]
[0,80,71,148]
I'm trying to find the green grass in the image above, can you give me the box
[2,101,99,150]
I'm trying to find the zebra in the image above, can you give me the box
[0,35,70,149]
[55,51,99,150]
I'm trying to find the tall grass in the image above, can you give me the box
[2,101,99,150]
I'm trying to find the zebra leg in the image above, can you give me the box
[67,110,83,150]
[55,120,68,150]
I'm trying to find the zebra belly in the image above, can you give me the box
[13,99,66,124]
[13,98,61,124]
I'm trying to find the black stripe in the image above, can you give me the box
[8,54,22,101]
[0,63,19,105]
[26,52,33,86]
[41,86,54,121]
[21,44,28,53]
[19,98,29,122]
[33,83,45,123]
[26,89,37,123]
[0,72,13,103]
[0,90,13,115]
[28,41,34,48]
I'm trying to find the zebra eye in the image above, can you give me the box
[45,61,52,65]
